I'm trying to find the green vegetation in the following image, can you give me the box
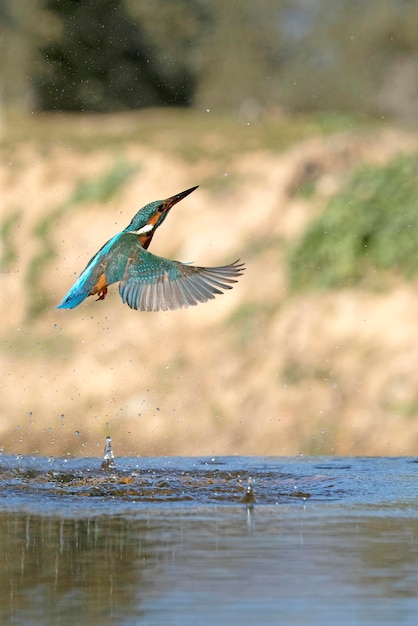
[7,332,74,361]
[281,360,336,386]
[68,160,138,205]
[1,110,365,161]
[287,153,418,290]
[0,208,22,270]
[226,302,277,349]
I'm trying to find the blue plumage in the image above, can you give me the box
[57,187,245,312]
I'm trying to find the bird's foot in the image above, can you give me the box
[96,287,108,301]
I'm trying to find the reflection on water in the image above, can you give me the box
[0,456,418,625]
[3,515,146,624]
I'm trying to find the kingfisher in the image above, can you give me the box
[57,186,245,311]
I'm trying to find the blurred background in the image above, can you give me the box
[2,0,418,457]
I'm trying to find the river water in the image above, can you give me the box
[0,455,417,625]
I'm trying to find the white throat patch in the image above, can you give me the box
[130,223,154,235]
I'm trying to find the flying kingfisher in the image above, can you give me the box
[57,186,245,311]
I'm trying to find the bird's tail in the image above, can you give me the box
[57,281,89,309]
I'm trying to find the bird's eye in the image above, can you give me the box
[157,204,164,213]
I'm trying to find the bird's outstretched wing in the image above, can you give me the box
[119,248,245,311]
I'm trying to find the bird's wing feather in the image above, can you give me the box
[119,245,245,311]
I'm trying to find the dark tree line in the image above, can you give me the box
[1,0,418,119]
[37,0,200,111]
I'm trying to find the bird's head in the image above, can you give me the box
[125,186,198,239]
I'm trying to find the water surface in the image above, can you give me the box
[1,455,417,625]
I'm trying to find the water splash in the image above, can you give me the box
[101,436,116,470]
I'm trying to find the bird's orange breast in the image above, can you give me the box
[91,272,108,296]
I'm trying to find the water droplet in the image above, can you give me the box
[103,436,114,460]
[102,436,116,470]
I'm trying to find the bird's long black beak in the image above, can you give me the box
[162,185,199,211]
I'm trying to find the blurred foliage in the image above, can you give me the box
[2,0,418,118]
[287,153,418,290]
[35,0,200,111]
[0,208,21,270]
[67,159,138,204]
[226,302,274,349]
[2,109,357,161]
